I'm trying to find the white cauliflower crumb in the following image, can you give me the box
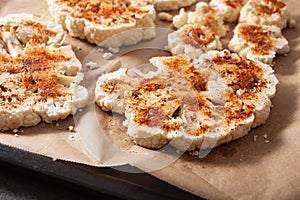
[102,52,114,60]
[253,135,258,142]
[69,134,75,141]
[158,12,173,22]
[14,134,19,137]
[68,125,74,132]
[263,134,268,139]
[85,61,98,70]
[264,139,270,144]
[12,129,19,133]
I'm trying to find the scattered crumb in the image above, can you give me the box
[14,134,19,137]
[56,123,60,127]
[102,52,113,60]
[263,134,268,139]
[69,134,75,141]
[20,130,24,133]
[264,139,270,144]
[97,48,104,52]
[239,158,243,162]
[158,12,173,22]
[77,46,82,51]
[79,108,83,112]
[12,129,18,133]
[253,135,258,142]
[85,61,99,69]
[52,158,57,161]
[108,47,120,54]
[68,125,74,132]
[271,104,274,108]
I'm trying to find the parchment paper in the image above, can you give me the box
[0,0,299,199]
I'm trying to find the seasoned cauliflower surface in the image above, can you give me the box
[0,14,65,57]
[0,14,88,130]
[173,2,228,37]
[135,0,196,11]
[239,0,294,29]
[228,23,290,64]
[95,68,139,115]
[168,23,222,59]
[209,0,247,22]
[95,50,278,152]
[46,0,156,48]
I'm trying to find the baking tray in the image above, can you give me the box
[0,143,202,200]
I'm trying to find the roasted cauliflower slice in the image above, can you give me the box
[95,50,278,152]
[228,23,290,64]
[0,14,88,131]
[46,0,156,48]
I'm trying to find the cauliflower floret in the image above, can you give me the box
[172,2,228,37]
[228,23,290,64]
[209,0,247,22]
[168,24,222,59]
[239,0,294,29]
[173,8,188,29]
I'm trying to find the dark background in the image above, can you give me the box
[0,144,201,200]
